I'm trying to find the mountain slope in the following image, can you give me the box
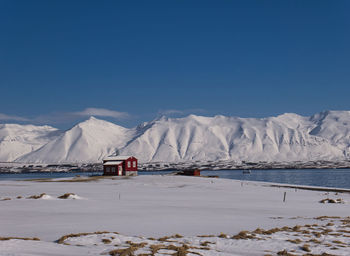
[6,111,350,164]
[0,123,60,162]
[119,113,344,162]
[17,117,137,163]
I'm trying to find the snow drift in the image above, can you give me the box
[3,110,350,163]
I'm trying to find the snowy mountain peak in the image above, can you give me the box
[77,116,108,126]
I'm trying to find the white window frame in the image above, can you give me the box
[127,161,131,168]
[132,161,136,168]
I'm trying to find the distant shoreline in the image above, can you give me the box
[1,159,350,174]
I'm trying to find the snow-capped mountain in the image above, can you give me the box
[3,111,350,164]
[0,123,60,162]
[17,117,137,163]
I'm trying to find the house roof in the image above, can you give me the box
[103,155,134,161]
[103,161,123,166]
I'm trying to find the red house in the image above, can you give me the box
[103,156,138,176]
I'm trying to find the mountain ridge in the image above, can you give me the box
[2,111,350,164]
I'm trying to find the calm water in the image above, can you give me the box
[201,169,350,189]
[1,169,350,189]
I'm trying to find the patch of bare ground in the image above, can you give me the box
[57,231,118,245]
[314,216,341,220]
[319,198,345,204]
[27,193,47,199]
[102,238,112,244]
[108,242,147,256]
[277,250,298,256]
[200,241,215,246]
[58,193,76,199]
[148,244,191,256]
[0,237,40,241]
[197,234,215,238]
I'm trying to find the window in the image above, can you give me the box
[132,161,136,168]
[111,167,115,173]
[106,167,110,172]
[127,161,131,168]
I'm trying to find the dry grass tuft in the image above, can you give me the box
[197,234,215,238]
[27,193,46,199]
[277,249,298,256]
[58,193,76,199]
[102,238,112,244]
[292,225,301,232]
[312,232,322,238]
[286,238,302,244]
[57,231,113,244]
[218,232,228,238]
[315,216,341,220]
[157,235,171,242]
[263,227,281,235]
[150,244,165,254]
[332,240,345,245]
[200,241,215,247]
[300,243,311,252]
[319,198,344,204]
[232,230,255,240]
[308,238,321,244]
[1,197,11,201]
[0,236,40,241]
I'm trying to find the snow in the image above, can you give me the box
[103,156,134,161]
[102,161,123,166]
[1,110,350,164]
[0,123,60,162]
[1,175,350,255]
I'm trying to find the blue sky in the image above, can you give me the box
[1,1,349,128]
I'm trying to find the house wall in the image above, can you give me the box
[103,164,122,176]
[123,157,138,172]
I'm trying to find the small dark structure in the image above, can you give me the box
[103,156,138,176]
[177,169,201,176]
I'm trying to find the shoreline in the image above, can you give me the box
[2,159,350,173]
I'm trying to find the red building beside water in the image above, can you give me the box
[103,156,138,176]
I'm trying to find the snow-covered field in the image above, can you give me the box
[1,175,350,255]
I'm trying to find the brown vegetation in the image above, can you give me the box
[58,193,75,199]
[0,237,40,241]
[102,238,112,244]
[27,193,47,199]
[57,231,117,245]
